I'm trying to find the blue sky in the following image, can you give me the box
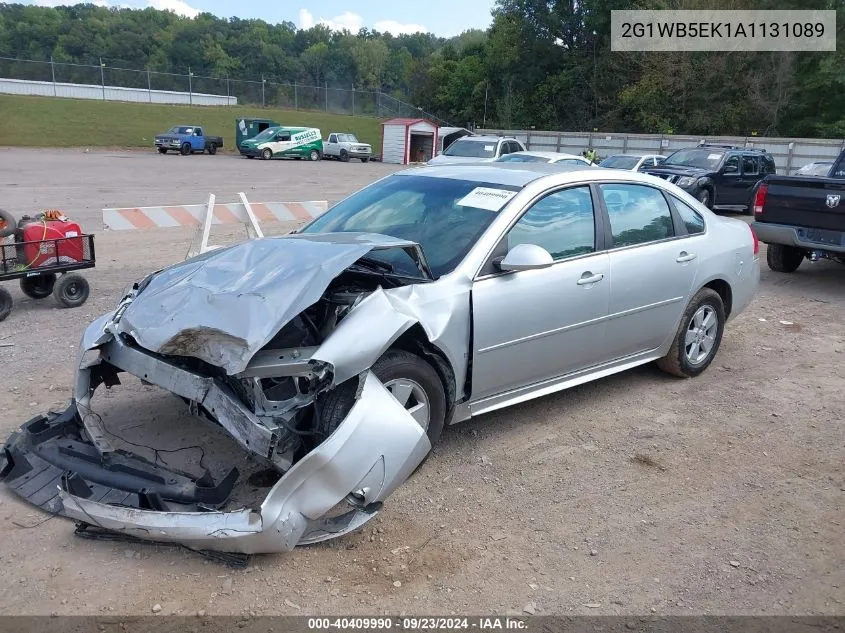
[26,0,497,36]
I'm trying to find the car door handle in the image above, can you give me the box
[676,252,697,263]
[577,272,604,285]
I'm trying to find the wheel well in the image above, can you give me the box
[387,325,457,412]
[703,279,732,318]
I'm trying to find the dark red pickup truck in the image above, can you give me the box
[751,151,845,272]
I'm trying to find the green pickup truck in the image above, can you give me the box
[239,126,323,161]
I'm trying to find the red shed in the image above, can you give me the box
[380,118,439,165]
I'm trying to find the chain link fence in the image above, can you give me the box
[0,56,450,124]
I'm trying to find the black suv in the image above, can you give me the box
[641,144,777,214]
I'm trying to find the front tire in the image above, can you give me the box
[53,273,90,308]
[656,288,725,378]
[317,350,446,447]
[339,150,349,162]
[180,143,191,156]
[361,157,369,163]
[696,188,712,209]
[766,244,804,273]
[157,147,167,154]
[20,274,56,299]
[261,148,273,161]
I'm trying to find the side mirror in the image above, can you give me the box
[496,243,554,272]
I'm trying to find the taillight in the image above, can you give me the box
[750,224,759,255]
[753,183,768,216]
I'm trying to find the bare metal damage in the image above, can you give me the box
[1,233,468,553]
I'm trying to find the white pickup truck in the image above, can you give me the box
[323,133,372,162]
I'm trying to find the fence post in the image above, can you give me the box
[622,135,628,153]
[99,58,105,100]
[786,142,795,174]
[294,79,298,110]
[556,133,562,152]
[352,83,355,116]
[261,75,265,108]
[226,75,230,105]
[188,67,193,106]
[325,82,328,112]
[50,55,57,96]
[147,68,151,103]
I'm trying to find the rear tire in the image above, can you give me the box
[0,286,11,322]
[656,288,725,378]
[207,143,217,155]
[317,350,447,448]
[262,148,273,161]
[766,244,804,273]
[180,143,191,156]
[157,147,167,155]
[309,149,321,162]
[20,274,56,299]
[53,273,89,308]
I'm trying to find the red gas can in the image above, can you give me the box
[21,219,84,267]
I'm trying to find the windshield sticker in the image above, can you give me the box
[707,153,721,160]
[484,145,494,151]
[457,187,517,211]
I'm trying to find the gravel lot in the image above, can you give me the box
[0,149,842,617]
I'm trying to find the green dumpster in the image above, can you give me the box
[236,117,280,155]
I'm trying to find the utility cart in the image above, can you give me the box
[0,210,95,322]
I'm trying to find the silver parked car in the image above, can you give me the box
[2,165,759,554]
[600,153,666,171]
[496,150,594,167]
[427,135,526,165]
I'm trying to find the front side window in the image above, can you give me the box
[506,186,596,260]
[600,184,674,247]
[723,155,740,174]
[672,197,706,234]
[301,175,518,278]
[328,134,337,143]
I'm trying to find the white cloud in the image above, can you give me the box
[146,0,200,18]
[28,0,199,17]
[374,20,427,35]
[298,8,363,33]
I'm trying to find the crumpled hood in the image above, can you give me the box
[115,233,418,375]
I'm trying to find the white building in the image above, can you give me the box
[380,118,439,165]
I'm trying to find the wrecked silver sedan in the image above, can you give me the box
[1,165,759,553]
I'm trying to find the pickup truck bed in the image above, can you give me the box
[751,151,845,272]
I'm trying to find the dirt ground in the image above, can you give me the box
[0,148,842,617]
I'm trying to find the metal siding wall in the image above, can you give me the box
[381,125,407,164]
[0,78,236,106]
[479,129,845,174]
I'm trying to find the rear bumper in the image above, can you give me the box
[751,221,845,254]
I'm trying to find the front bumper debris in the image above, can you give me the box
[1,371,430,554]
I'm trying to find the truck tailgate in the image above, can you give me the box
[761,177,845,231]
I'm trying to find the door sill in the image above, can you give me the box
[466,349,661,419]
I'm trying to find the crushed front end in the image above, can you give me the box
[0,235,449,554]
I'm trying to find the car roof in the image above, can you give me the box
[396,163,598,187]
[454,135,515,143]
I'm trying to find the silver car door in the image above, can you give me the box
[471,185,610,401]
[598,182,699,359]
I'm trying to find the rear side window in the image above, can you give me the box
[507,186,595,260]
[672,198,706,235]
[742,155,760,176]
[600,184,674,247]
[762,155,776,174]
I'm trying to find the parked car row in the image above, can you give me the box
[153,120,373,163]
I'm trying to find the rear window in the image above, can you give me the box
[444,139,496,158]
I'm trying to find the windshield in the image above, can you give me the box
[664,149,725,169]
[797,162,832,176]
[166,126,193,134]
[600,155,640,169]
[300,175,520,278]
[497,154,549,163]
[443,139,496,158]
[337,134,358,143]
[251,128,278,142]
